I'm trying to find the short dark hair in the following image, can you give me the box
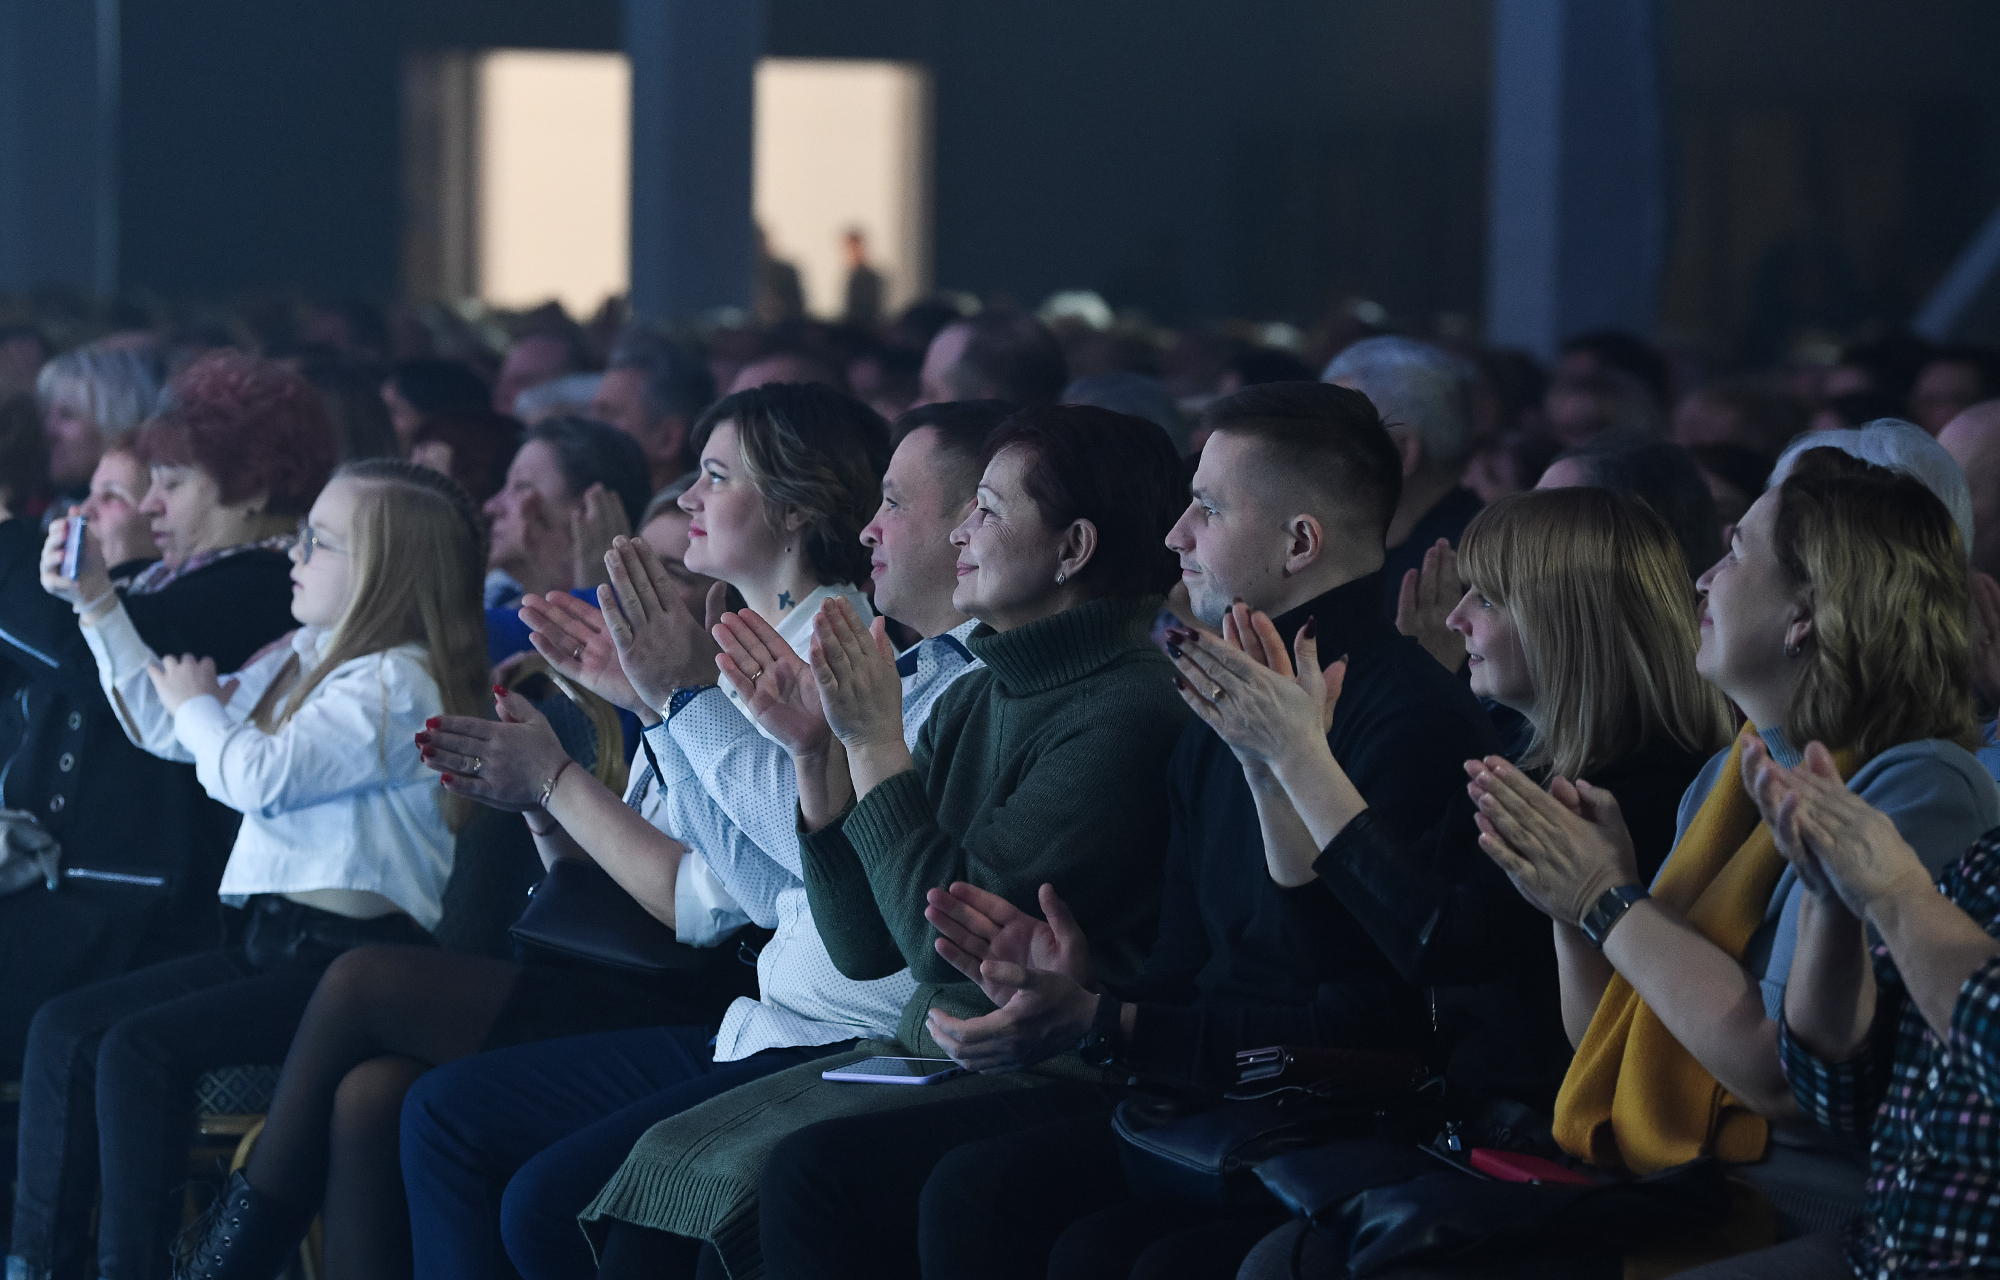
[608,329,716,424]
[691,382,890,587]
[388,359,491,418]
[891,400,1017,509]
[982,404,1185,599]
[526,416,650,527]
[412,411,523,506]
[297,357,400,462]
[1200,382,1403,544]
[955,313,1069,407]
[1550,431,1722,575]
[1561,330,1670,408]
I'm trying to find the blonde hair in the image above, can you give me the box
[1771,448,1978,759]
[1459,488,1732,781]
[249,459,489,828]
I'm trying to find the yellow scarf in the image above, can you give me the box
[1552,728,1856,1176]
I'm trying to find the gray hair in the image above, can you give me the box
[1771,419,1974,559]
[1322,336,1475,469]
[36,346,159,435]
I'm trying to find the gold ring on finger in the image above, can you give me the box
[572,644,584,661]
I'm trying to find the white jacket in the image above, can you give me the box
[84,605,455,930]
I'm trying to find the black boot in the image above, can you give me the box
[173,1171,313,1280]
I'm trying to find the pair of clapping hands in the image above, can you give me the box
[1466,728,1922,930]
[419,535,908,813]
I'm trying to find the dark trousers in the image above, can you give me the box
[7,898,428,1280]
[757,1083,1122,1280]
[398,1026,848,1280]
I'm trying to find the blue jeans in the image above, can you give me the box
[399,1026,848,1280]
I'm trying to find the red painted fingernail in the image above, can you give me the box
[414,732,430,745]
[426,717,441,730]
[440,773,454,784]
[493,685,508,697]
[1301,616,1317,639]
[1173,675,1189,690]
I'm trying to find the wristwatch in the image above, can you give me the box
[1077,994,1124,1067]
[1578,884,1649,951]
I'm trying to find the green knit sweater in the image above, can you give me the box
[800,593,1192,1052]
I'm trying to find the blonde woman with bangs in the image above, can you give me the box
[15,459,487,1280]
[1176,487,1727,1114]
[1464,447,2000,1270]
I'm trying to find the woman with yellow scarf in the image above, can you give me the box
[1470,447,1998,1273]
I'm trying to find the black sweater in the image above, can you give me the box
[1114,571,1501,1086]
[1298,729,1712,1108]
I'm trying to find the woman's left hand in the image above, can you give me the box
[1166,609,1343,771]
[146,654,236,715]
[809,596,905,752]
[418,689,573,814]
[1467,756,1639,925]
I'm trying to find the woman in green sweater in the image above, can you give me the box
[579,404,1192,1279]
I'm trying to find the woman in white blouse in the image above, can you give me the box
[12,458,487,1280]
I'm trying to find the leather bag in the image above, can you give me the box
[508,857,711,975]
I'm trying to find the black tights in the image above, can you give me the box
[243,944,522,1280]
[595,1223,729,1280]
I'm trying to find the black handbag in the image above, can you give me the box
[1255,1134,1732,1277]
[508,857,714,975]
[1112,1047,1438,1207]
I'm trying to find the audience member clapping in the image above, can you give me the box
[1468,449,1997,1268]
[480,415,647,617]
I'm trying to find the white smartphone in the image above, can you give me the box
[820,1056,966,1085]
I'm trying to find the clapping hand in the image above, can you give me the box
[1166,605,1344,772]
[1395,539,1468,673]
[925,881,1096,997]
[1742,737,1923,919]
[809,596,904,752]
[146,654,237,714]
[520,592,646,715]
[569,484,633,591]
[600,536,726,714]
[925,883,1100,1073]
[418,687,572,814]
[712,606,830,757]
[1467,756,1638,926]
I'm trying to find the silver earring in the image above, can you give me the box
[1056,571,1066,585]
[1784,639,1803,658]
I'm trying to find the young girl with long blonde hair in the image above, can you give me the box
[11,459,486,1280]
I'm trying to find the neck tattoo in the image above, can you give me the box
[777,591,794,611]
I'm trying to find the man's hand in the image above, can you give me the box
[925,882,1096,994]
[1395,538,1467,673]
[601,536,723,712]
[146,654,237,715]
[520,592,647,716]
[809,596,904,752]
[570,483,633,591]
[926,964,1101,1074]
[418,690,573,814]
[713,606,831,757]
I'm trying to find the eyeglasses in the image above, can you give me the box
[294,519,346,565]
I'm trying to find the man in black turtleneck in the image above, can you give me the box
[757,384,1507,1280]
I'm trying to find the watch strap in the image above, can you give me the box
[1579,883,1649,950]
[1077,994,1124,1067]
